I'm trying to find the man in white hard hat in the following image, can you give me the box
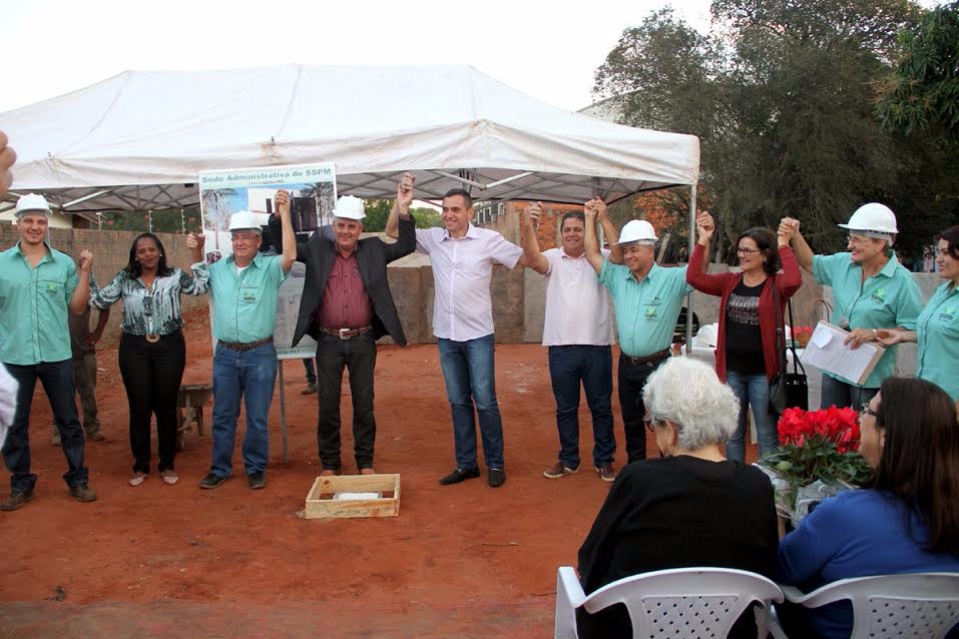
[584,200,694,464]
[192,192,295,490]
[781,204,922,408]
[0,194,98,510]
[520,201,622,482]
[271,182,415,476]
[385,179,531,488]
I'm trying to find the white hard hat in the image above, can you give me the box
[227,210,262,233]
[333,195,365,221]
[616,219,658,245]
[15,193,52,218]
[838,203,898,235]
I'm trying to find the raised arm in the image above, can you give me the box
[275,189,296,273]
[583,201,605,274]
[685,211,730,296]
[385,173,415,241]
[776,220,803,298]
[70,250,93,315]
[520,201,549,275]
[781,217,813,273]
[594,199,623,264]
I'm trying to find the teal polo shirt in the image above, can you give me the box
[812,252,922,388]
[0,242,78,365]
[194,253,288,344]
[916,282,959,401]
[599,259,692,357]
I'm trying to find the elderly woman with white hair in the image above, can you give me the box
[576,357,779,639]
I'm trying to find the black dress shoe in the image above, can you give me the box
[0,489,36,511]
[199,473,227,489]
[488,468,506,488]
[248,472,266,490]
[438,467,480,485]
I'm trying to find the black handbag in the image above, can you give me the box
[770,283,808,413]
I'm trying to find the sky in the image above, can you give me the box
[0,0,714,114]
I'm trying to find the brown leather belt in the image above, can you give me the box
[219,336,274,352]
[319,326,372,340]
[627,348,671,366]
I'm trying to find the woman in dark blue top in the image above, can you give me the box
[777,377,959,638]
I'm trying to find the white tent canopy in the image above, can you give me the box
[0,64,699,214]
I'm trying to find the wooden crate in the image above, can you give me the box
[304,473,401,519]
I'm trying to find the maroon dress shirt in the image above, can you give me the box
[316,251,374,329]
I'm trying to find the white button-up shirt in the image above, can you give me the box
[416,224,523,341]
[542,247,615,347]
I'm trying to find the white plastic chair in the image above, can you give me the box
[554,566,784,639]
[767,572,959,639]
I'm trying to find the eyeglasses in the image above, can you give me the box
[644,416,659,432]
[860,403,878,418]
[232,233,259,243]
[847,235,875,246]
[736,248,761,255]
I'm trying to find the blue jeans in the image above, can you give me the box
[437,334,504,470]
[210,342,278,477]
[548,346,615,468]
[3,359,89,492]
[820,374,878,411]
[725,370,779,463]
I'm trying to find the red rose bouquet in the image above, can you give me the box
[759,406,872,522]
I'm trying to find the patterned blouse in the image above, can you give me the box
[90,268,208,336]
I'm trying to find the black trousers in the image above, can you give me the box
[315,333,377,470]
[118,332,186,473]
[617,353,668,464]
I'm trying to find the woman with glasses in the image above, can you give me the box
[777,377,959,638]
[685,212,802,462]
[576,357,778,638]
[875,226,959,402]
[91,232,207,486]
[780,204,922,409]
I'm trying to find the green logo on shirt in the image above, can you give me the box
[242,291,257,304]
[939,305,957,322]
[45,282,60,296]
[870,288,887,305]
[644,306,658,320]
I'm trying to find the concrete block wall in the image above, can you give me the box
[0,226,209,347]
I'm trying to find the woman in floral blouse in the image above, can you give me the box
[91,232,207,486]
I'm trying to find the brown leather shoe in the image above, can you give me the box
[69,484,97,503]
[0,490,36,511]
[595,464,617,483]
[543,462,579,479]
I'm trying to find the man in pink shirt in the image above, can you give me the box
[387,187,530,488]
[520,201,622,482]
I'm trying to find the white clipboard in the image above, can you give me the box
[800,321,885,385]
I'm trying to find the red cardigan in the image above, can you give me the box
[686,244,802,382]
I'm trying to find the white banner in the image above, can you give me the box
[198,163,337,359]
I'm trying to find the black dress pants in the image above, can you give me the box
[315,332,377,470]
[118,332,186,473]
[617,354,668,463]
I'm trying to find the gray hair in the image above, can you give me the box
[643,357,740,450]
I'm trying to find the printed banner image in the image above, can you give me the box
[198,163,337,359]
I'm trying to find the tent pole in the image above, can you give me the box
[685,184,697,354]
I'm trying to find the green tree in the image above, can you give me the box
[360,199,444,232]
[593,0,942,259]
[876,1,959,136]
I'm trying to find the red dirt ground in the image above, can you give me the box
[0,309,758,638]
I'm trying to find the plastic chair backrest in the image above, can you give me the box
[796,573,959,639]
[555,567,783,639]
